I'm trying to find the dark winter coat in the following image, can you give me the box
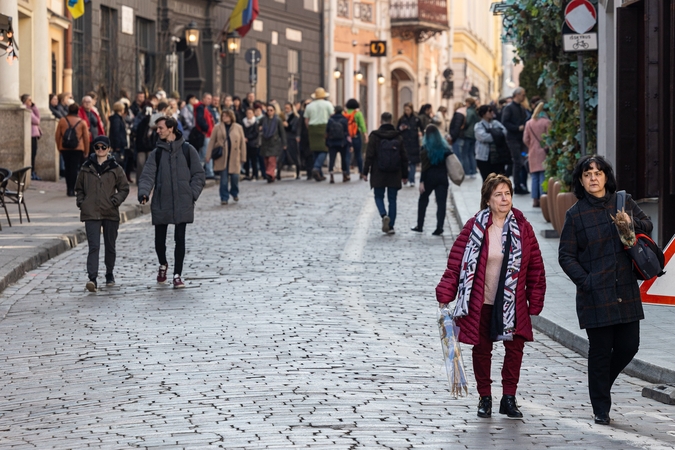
[109,113,128,151]
[325,113,349,148]
[396,113,423,164]
[436,208,546,345]
[137,132,206,225]
[419,147,451,186]
[363,124,409,189]
[75,154,130,222]
[558,191,652,329]
[259,115,286,157]
[501,101,528,141]
[243,119,260,149]
[463,106,480,140]
[449,111,466,142]
[284,113,299,139]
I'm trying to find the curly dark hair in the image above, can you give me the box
[571,154,617,199]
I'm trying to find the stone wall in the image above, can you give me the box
[36,116,58,181]
[0,107,31,174]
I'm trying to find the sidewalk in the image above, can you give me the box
[0,178,215,306]
[450,176,675,385]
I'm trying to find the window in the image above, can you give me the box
[353,2,373,22]
[72,13,87,101]
[100,6,118,94]
[136,17,155,91]
[256,41,268,101]
[288,49,300,102]
[335,58,346,107]
[303,0,319,12]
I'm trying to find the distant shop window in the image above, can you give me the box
[303,0,319,12]
[337,0,349,18]
[256,41,268,101]
[335,58,346,106]
[100,6,118,94]
[288,49,300,102]
[353,2,373,22]
[136,17,155,91]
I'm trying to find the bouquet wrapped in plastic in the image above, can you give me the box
[438,306,469,398]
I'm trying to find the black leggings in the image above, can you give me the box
[417,181,448,231]
[155,223,187,276]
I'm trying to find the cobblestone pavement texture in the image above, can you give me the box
[1,175,674,449]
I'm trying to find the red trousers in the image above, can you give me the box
[264,156,277,178]
[472,303,526,396]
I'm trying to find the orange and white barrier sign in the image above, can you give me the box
[640,235,675,306]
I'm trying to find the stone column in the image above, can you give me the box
[0,0,31,174]
[33,0,58,181]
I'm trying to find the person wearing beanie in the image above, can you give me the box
[75,135,130,292]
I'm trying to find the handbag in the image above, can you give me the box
[211,146,224,160]
[445,153,465,186]
[616,190,665,280]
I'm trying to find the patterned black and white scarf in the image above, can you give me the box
[453,208,522,341]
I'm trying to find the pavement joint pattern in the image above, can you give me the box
[0,176,674,448]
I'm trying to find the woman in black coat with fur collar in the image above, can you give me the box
[558,155,653,426]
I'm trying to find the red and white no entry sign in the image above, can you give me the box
[565,0,597,33]
[640,235,675,306]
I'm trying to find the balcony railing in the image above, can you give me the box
[390,0,448,28]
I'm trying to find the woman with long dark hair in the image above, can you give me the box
[411,124,452,236]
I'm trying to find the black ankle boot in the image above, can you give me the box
[477,396,492,418]
[499,395,523,418]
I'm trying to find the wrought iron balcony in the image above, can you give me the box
[390,0,449,41]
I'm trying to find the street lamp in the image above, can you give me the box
[226,33,241,54]
[185,21,200,47]
[354,71,363,81]
[377,74,385,85]
[333,69,342,79]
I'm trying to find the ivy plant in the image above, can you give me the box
[502,0,598,191]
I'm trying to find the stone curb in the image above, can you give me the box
[0,179,216,297]
[449,188,675,387]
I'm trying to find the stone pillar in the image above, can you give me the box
[0,0,31,174]
[33,0,59,181]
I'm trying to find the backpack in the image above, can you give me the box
[187,127,205,150]
[327,118,345,142]
[62,119,81,149]
[377,137,402,173]
[155,142,193,181]
[344,110,358,138]
[481,123,512,165]
[616,190,666,280]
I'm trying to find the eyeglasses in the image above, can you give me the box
[94,145,109,150]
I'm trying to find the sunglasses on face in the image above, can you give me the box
[94,145,109,150]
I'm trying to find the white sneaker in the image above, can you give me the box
[381,215,390,233]
[387,227,396,235]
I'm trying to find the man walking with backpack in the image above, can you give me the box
[138,116,205,288]
[326,105,351,183]
[362,112,409,235]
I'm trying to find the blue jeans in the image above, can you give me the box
[453,138,464,164]
[373,187,399,228]
[461,138,477,175]
[313,151,328,175]
[352,134,363,174]
[201,138,214,178]
[408,162,417,184]
[531,170,545,200]
[220,172,239,201]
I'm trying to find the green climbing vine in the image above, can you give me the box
[502,0,598,190]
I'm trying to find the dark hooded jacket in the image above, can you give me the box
[137,131,206,225]
[363,124,409,189]
[396,113,423,164]
[75,154,130,222]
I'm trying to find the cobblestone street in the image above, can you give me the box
[1,178,674,449]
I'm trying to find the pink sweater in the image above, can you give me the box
[523,117,551,173]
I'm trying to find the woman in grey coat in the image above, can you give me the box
[138,116,205,288]
[258,104,286,183]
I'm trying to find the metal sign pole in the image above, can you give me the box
[578,52,586,157]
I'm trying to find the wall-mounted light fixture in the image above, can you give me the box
[354,71,364,81]
[333,69,342,79]
[185,21,200,47]
[377,74,385,85]
[226,33,241,54]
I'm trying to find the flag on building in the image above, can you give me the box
[67,0,89,20]
[227,0,259,37]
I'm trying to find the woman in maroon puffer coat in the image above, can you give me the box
[436,173,546,420]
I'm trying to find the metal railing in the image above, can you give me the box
[390,0,448,26]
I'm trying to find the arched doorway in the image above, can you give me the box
[391,68,414,120]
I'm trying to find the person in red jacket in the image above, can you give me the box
[436,173,546,419]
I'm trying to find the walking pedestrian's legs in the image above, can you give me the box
[473,304,494,396]
[341,146,351,175]
[173,223,187,276]
[531,170,545,200]
[386,187,399,228]
[435,183,448,231]
[417,189,431,229]
[507,139,526,193]
[328,146,339,173]
[201,138,214,178]
[85,220,102,280]
[229,173,240,199]
[408,162,416,185]
[352,134,363,174]
[313,152,328,177]
[220,171,231,201]
[501,335,526,396]
[463,138,477,176]
[264,156,277,179]
[61,150,82,193]
[155,224,169,267]
[101,219,119,276]
[373,187,387,217]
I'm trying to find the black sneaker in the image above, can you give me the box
[105,273,115,286]
[86,279,97,292]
